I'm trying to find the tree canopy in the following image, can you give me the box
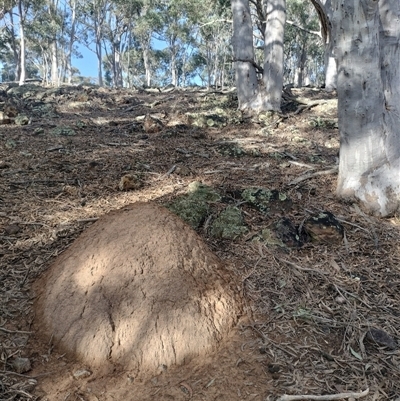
[0,0,324,87]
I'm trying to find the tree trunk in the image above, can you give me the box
[311,0,337,91]
[170,45,178,86]
[231,0,259,109]
[50,41,58,86]
[142,46,151,87]
[324,42,337,91]
[334,0,400,216]
[17,0,26,85]
[96,40,103,86]
[295,44,306,87]
[262,0,286,110]
[112,39,123,87]
[66,0,77,84]
[7,11,20,81]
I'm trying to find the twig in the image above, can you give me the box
[288,160,315,169]
[0,327,32,334]
[164,165,176,177]
[277,387,369,401]
[76,218,98,223]
[289,166,338,185]
[276,257,328,276]
[0,370,51,378]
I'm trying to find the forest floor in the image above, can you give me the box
[0,83,399,401]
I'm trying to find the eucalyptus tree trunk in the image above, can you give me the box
[112,38,123,87]
[333,0,400,216]
[50,41,58,85]
[142,46,151,87]
[7,10,20,81]
[262,0,286,110]
[17,0,26,85]
[170,43,178,86]
[66,0,77,84]
[231,0,285,111]
[311,0,336,91]
[231,0,259,109]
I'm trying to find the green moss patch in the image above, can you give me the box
[211,206,247,239]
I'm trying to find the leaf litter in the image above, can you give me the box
[0,83,399,400]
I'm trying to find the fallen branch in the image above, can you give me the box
[0,326,32,334]
[77,218,99,223]
[277,387,369,401]
[289,166,338,186]
[276,257,328,276]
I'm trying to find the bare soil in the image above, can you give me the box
[0,84,399,401]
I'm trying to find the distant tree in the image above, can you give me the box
[17,0,27,84]
[78,0,110,86]
[195,0,232,88]
[310,0,336,90]
[285,0,324,87]
[231,0,286,111]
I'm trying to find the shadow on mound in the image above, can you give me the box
[34,202,243,379]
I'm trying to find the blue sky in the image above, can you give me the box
[73,45,98,78]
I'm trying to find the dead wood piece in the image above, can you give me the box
[277,388,369,401]
[76,218,99,223]
[0,327,32,334]
[288,161,316,169]
[276,257,327,276]
[289,166,338,186]
[163,164,176,177]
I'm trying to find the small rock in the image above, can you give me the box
[11,357,31,373]
[4,105,18,117]
[366,328,397,350]
[174,165,191,176]
[33,128,45,135]
[0,161,10,169]
[4,224,21,235]
[15,114,30,125]
[143,114,163,133]
[335,296,346,304]
[73,368,92,379]
[0,111,11,124]
[50,126,76,136]
[118,174,143,191]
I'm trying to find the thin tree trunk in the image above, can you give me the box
[66,0,77,84]
[262,0,286,111]
[171,45,178,86]
[96,40,103,86]
[231,0,259,109]
[143,46,151,87]
[17,0,26,85]
[50,41,58,86]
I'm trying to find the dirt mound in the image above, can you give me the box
[34,202,242,380]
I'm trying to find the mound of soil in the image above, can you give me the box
[34,202,242,379]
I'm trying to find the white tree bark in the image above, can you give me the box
[334,0,400,216]
[17,0,26,85]
[311,0,337,91]
[66,0,77,84]
[262,0,286,110]
[231,0,259,109]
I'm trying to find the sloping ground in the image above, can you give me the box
[0,83,399,401]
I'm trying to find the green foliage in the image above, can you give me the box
[284,0,325,86]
